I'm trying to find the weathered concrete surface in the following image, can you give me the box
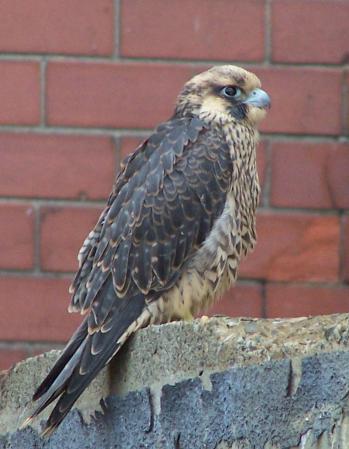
[2,314,349,448]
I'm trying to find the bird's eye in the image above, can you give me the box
[221,86,242,99]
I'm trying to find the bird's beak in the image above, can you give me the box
[243,88,271,109]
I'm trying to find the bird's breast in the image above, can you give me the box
[161,189,257,320]
[159,125,261,321]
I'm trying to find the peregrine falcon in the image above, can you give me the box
[24,65,270,435]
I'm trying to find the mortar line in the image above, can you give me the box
[260,281,267,318]
[235,279,264,287]
[0,267,346,290]
[112,133,122,170]
[0,124,347,142]
[0,124,152,136]
[0,198,106,207]
[0,196,348,215]
[0,269,75,278]
[339,212,346,282]
[113,0,121,58]
[32,201,42,274]
[239,279,349,289]
[39,58,47,126]
[1,53,347,70]
[264,0,272,66]
[0,341,65,351]
[255,205,347,215]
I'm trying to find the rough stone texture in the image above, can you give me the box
[2,315,349,448]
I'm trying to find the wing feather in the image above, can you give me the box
[71,116,232,307]
[29,116,233,435]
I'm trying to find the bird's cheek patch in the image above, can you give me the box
[200,95,228,116]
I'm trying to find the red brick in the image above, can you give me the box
[121,0,264,61]
[257,67,342,135]
[47,62,204,128]
[266,284,349,318]
[271,142,349,209]
[0,349,28,371]
[239,213,340,282]
[0,204,34,270]
[0,277,81,341]
[120,137,145,160]
[0,0,114,55]
[272,0,349,64]
[40,206,102,272]
[342,215,349,282]
[206,283,263,318]
[0,61,40,125]
[49,63,340,134]
[0,134,116,200]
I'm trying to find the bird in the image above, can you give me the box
[23,65,270,436]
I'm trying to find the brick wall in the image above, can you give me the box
[0,0,348,370]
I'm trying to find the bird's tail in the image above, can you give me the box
[21,281,149,437]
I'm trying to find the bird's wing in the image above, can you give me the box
[70,116,232,316]
[29,116,233,435]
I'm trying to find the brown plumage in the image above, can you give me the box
[23,65,270,436]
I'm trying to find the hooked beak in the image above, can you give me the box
[243,88,271,109]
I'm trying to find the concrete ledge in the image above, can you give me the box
[2,314,349,448]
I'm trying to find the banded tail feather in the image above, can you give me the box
[22,278,149,436]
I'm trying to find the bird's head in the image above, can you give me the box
[175,65,270,127]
